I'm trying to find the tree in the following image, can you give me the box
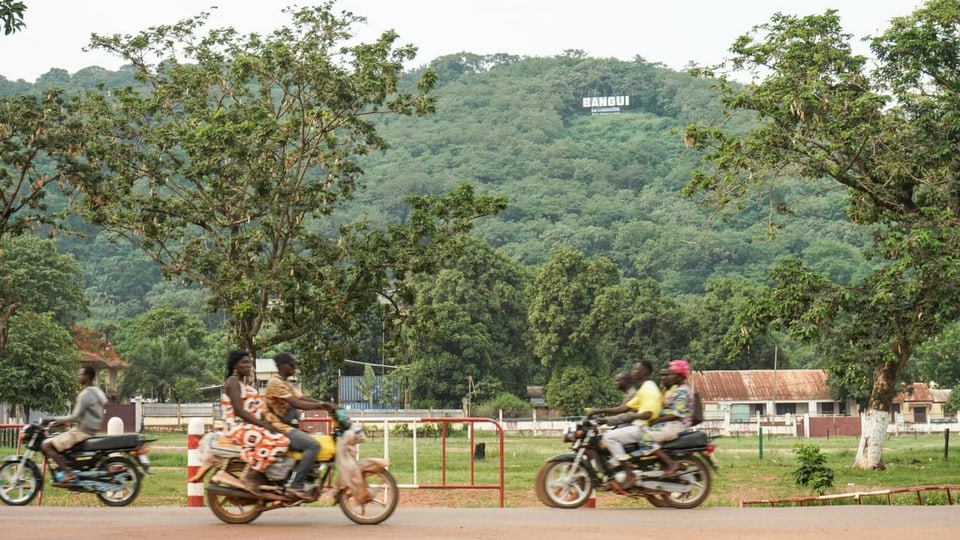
[0,0,25,35]
[0,310,78,420]
[0,90,90,242]
[0,88,91,355]
[73,4,505,359]
[405,237,534,401]
[0,235,86,355]
[684,1,960,469]
[909,322,960,387]
[944,388,960,417]
[527,247,619,410]
[584,277,692,371]
[113,306,216,402]
[684,277,785,371]
[544,365,619,417]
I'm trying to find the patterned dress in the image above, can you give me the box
[636,383,693,455]
[221,379,290,472]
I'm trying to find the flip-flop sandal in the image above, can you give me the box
[608,479,632,495]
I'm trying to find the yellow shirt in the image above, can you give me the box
[624,379,661,425]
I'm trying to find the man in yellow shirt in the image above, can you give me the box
[264,352,338,499]
[590,360,662,491]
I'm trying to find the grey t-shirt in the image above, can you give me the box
[55,385,108,435]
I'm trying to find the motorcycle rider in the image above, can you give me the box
[633,359,696,480]
[221,350,290,496]
[614,370,637,404]
[40,365,108,486]
[264,351,339,500]
[588,361,661,492]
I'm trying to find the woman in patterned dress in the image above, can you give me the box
[221,349,290,494]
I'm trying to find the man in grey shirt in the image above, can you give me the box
[41,365,108,485]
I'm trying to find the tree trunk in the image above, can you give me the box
[853,355,907,470]
[853,408,888,470]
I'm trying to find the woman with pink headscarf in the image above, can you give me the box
[613,359,694,491]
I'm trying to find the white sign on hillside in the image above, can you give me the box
[581,95,631,115]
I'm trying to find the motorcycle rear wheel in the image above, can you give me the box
[339,469,399,525]
[95,456,142,507]
[207,461,263,524]
[0,459,41,506]
[646,493,671,507]
[535,458,594,509]
[661,456,712,509]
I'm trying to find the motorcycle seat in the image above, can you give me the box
[660,430,708,450]
[74,434,142,452]
[209,435,243,457]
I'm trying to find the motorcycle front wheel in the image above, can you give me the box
[339,469,399,525]
[535,457,594,509]
[207,460,263,524]
[534,461,559,507]
[0,459,41,506]
[95,456,142,507]
[661,455,712,509]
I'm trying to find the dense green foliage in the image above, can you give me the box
[0,235,85,416]
[2,1,959,418]
[684,0,960,468]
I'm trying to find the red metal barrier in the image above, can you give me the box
[416,417,506,507]
[300,416,507,507]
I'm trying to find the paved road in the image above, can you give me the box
[3,506,958,540]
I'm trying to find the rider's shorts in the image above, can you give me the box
[49,427,93,452]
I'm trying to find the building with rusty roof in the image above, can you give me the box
[689,369,850,423]
[892,382,953,424]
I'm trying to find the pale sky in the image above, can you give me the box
[0,0,924,83]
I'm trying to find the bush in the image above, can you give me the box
[472,392,530,419]
[792,443,835,494]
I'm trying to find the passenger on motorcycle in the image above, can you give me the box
[264,351,339,500]
[221,350,290,496]
[40,365,108,486]
[589,361,661,491]
[634,359,696,479]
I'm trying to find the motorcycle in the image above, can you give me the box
[189,411,398,525]
[0,422,155,507]
[535,415,718,509]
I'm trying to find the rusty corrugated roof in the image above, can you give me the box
[894,383,935,403]
[689,369,831,402]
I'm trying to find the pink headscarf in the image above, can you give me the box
[668,359,690,378]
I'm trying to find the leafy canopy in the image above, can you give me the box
[684,0,960,468]
[73,3,504,356]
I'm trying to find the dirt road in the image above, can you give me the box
[4,506,958,540]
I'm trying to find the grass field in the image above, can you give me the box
[4,428,960,507]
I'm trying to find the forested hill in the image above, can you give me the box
[337,52,871,295]
[0,54,870,298]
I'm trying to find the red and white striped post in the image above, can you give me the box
[187,418,205,507]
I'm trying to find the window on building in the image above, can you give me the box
[775,403,796,415]
[820,402,834,415]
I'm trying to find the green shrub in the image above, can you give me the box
[473,392,531,419]
[792,443,835,494]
